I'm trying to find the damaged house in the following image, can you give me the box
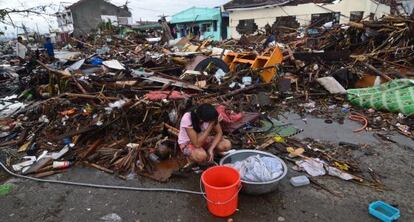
[170,7,229,41]
[56,0,132,36]
[223,0,391,39]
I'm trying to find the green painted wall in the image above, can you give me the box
[171,7,223,41]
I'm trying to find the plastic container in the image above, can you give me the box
[201,166,241,217]
[369,201,400,222]
[290,176,310,187]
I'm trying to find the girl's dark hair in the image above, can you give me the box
[190,103,218,133]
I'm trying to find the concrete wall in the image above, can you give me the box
[227,0,391,39]
[56,10,75,33]
[71,0,131,36]
[204,19,222,41]
[175,20,222,41]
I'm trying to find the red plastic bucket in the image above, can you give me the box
[201,166,241,217]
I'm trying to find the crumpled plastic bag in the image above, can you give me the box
[295,158,326,177]
[105,99,129,113]
[295,158,354,180]
[216,105,243,123]
[229,155,283,182]
[326,166,353,180]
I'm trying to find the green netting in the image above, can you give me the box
[347,79,414,116]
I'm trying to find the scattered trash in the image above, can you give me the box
[12,156,36,171]
[102,60,125,70]
[290,176,310,187]
[0,9,411,213]
[90,57,103,65]
[100,213,122,222]
[326,166,353,181]
[52,161,72,169]
[317,77,347,94]
[68,59,85,71]
[295,158,326,177]
[242,76,252,86]
[286,147,304,158]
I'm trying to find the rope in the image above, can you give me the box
[348,112,368,132]
[0,162,203,195]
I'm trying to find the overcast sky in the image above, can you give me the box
[0,0,230,37]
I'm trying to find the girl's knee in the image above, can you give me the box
[191,149,208,163]
[218,139,231,151]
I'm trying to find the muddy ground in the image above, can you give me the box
[0,114,413,222]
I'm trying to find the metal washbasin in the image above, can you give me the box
[219,150,288,195]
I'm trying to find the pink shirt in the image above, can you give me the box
[178,112,209,145]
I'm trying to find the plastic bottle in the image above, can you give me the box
[52,161,72,169]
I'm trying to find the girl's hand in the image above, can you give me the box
[208,149,214,162]
[208,121,217,128]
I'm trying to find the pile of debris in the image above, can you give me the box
[0,15,412,184]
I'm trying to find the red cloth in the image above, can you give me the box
[216,105,243,123]
[145,91,189,101]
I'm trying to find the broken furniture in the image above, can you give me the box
[223,47,283,83]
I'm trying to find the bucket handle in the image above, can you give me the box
[200,179,242,205]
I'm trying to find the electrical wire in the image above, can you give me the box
[0,162,203,195]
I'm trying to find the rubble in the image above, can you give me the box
[0,15,412,187]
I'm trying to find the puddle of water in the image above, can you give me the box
[281,112,378,144]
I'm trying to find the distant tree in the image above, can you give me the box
[0,5,52,26]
